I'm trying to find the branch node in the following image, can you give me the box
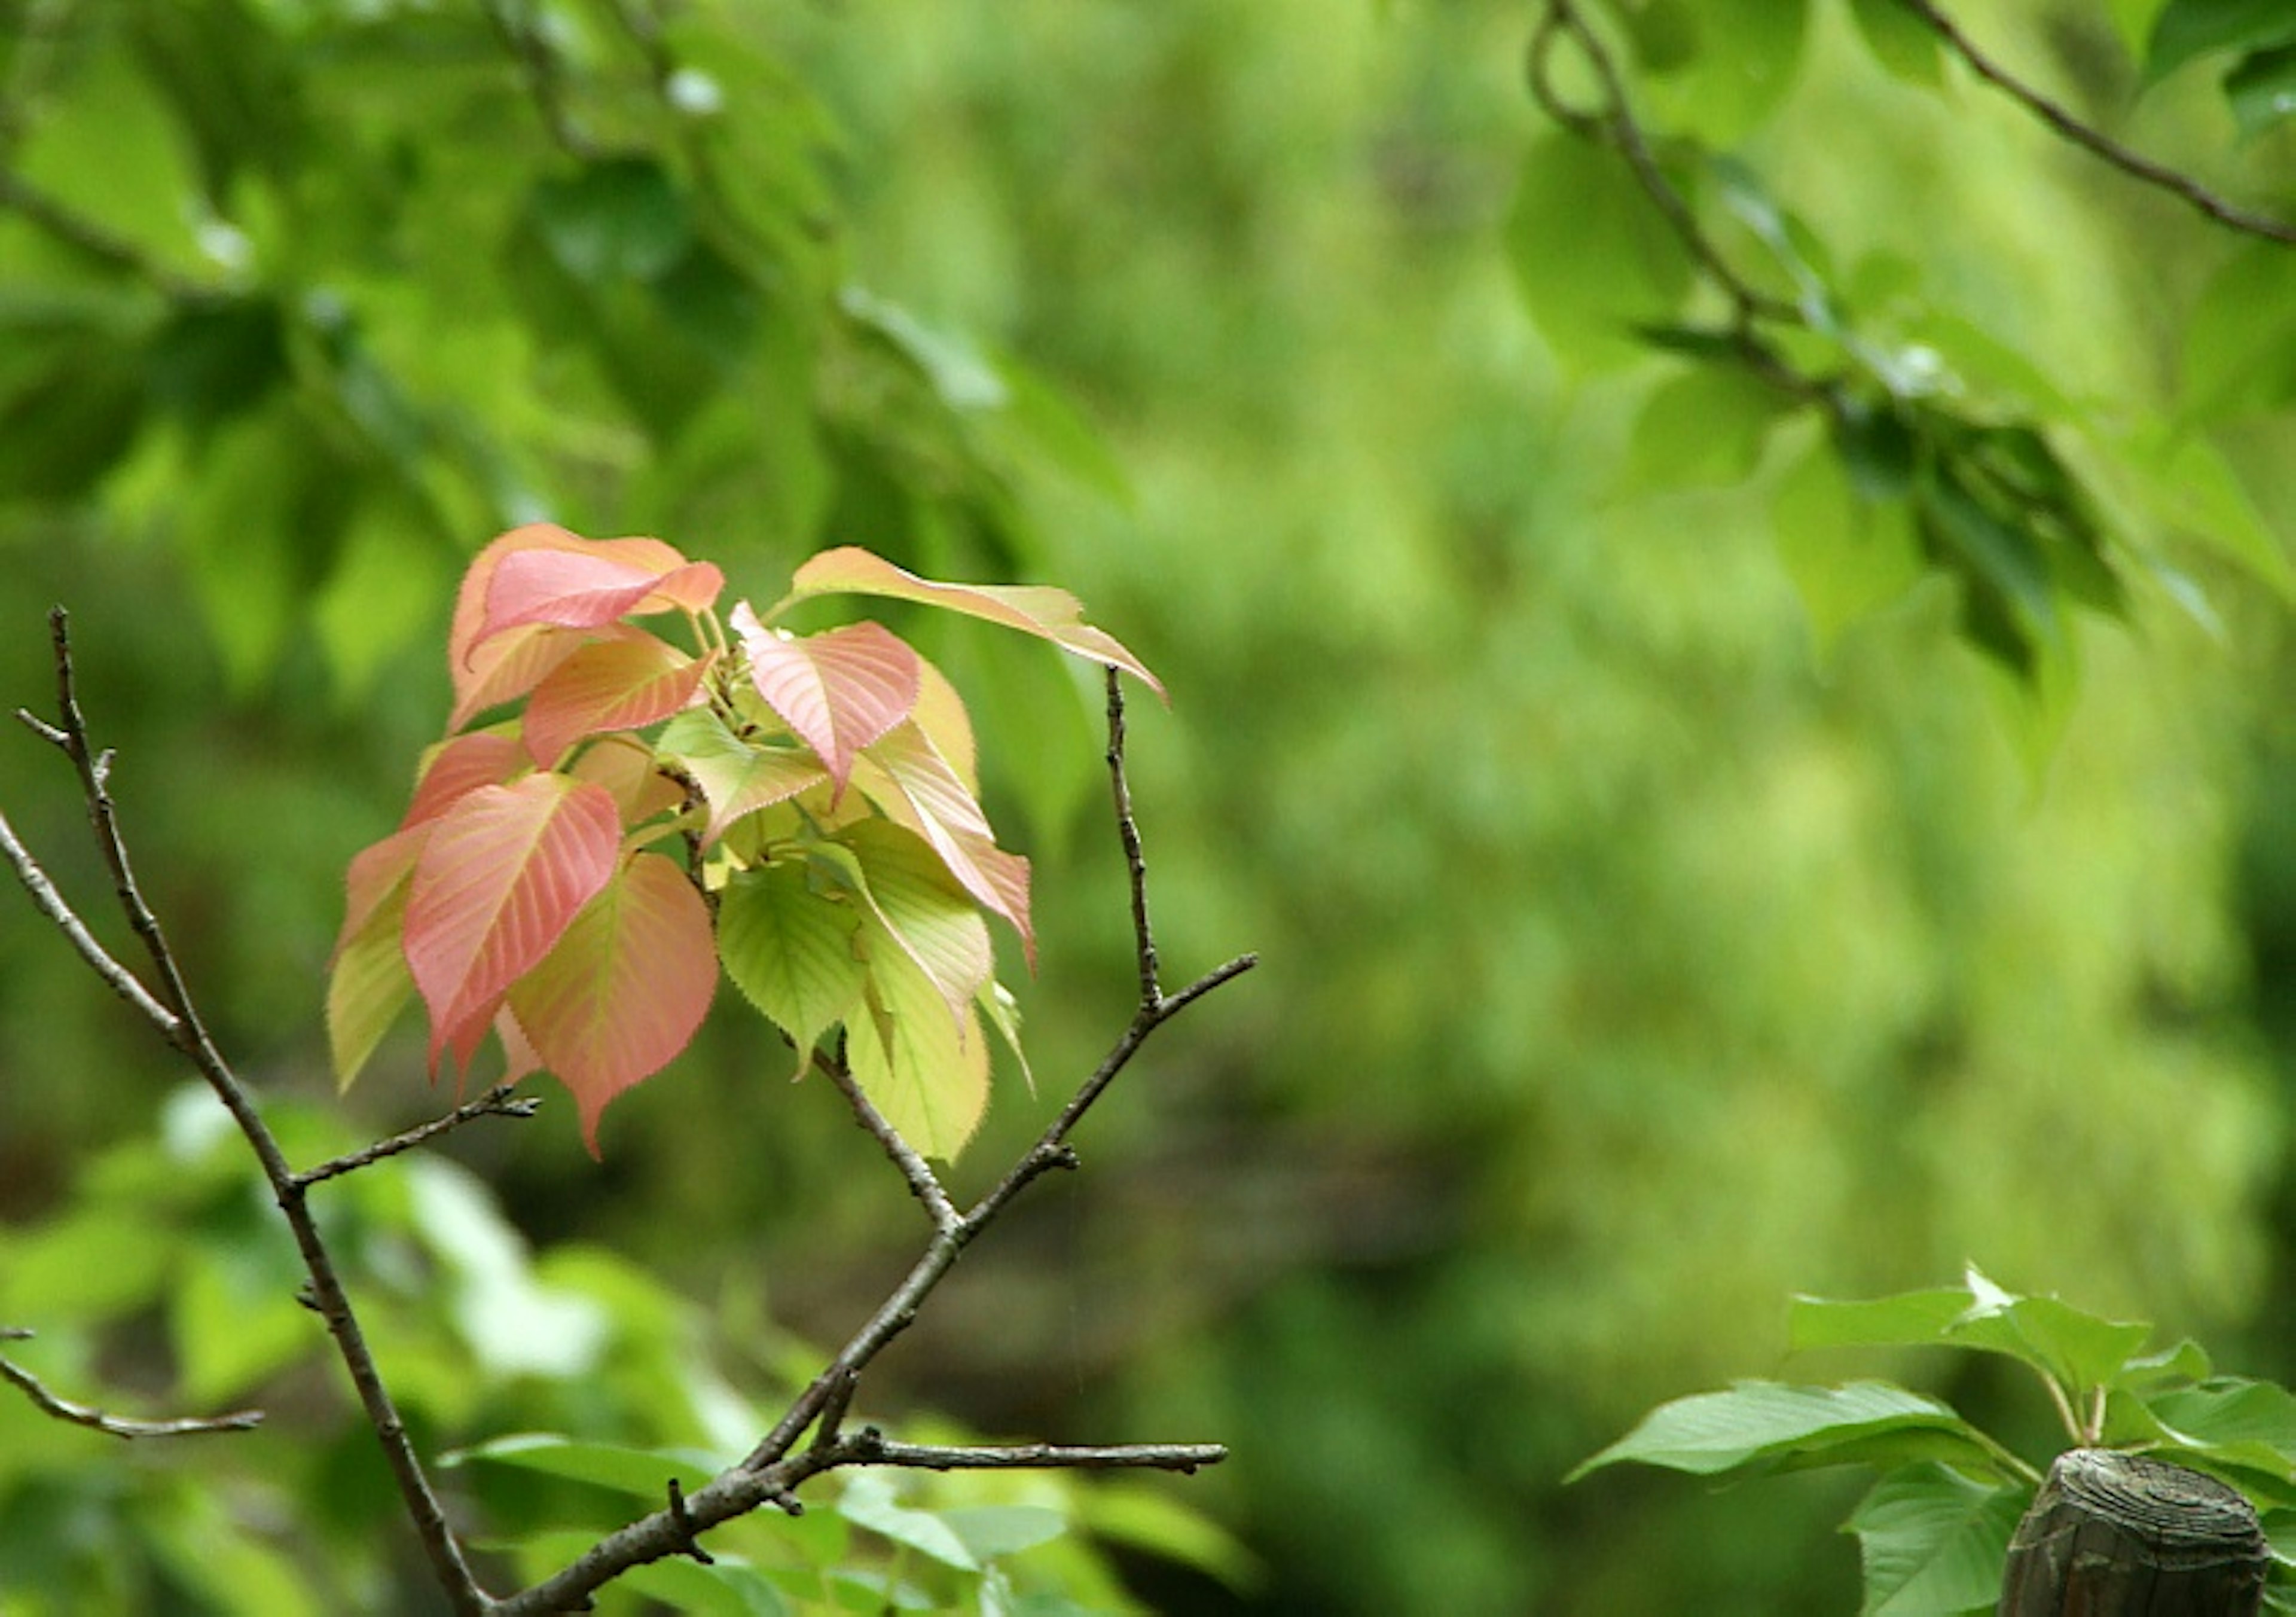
[664,1477,716,1565]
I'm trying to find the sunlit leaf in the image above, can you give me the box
[328,874,415,1090]
[847,934,990,1160]
[404,774,623,1076]
[717,859,867,1074]
[732,605,920,797]
[508,850,716,1155]
[840,817,994,1023]
[773,545,1164,698]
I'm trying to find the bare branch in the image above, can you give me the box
[1,1332,262,1439]
[0,807,179,1032]
[1897,0,2296,249]
[823,1426,1226,1476]
[8,610,494,1616]
[291,1085,541,1191]
[1106,669,1163,1009]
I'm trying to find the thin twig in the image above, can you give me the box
[1897,0,2296,249]
[815,1045,959,1233]
[0,1335,263,1439]
[291,1085,541,1191]
[824,1427,1225,1475]
[10,611,493,1616]
[1106,669,1162,1009]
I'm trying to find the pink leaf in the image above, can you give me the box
[401,731,527,829]
[447,524,720,727]
[509,850,716,1156]
[731,605,920,798]
[333,825,430,962]
[851,721,1034,965]
[778,546,1164,699]
[480,545,722,645]
[521,637,714,767]
[570,733,688,827]
[402,774,622,1076]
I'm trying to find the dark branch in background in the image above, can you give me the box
[7,618,1250,1616]
[1895,0,2296,249]
[0,1328,262,1439]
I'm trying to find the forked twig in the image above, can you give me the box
[6,608,496,1616]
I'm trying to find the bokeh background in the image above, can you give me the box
[3,1,2295,1611]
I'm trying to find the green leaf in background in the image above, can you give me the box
[1571,1381,1992,1482]
[1848,0,1948,86]
[838,1470,982,1572]
[2226,42,2296,134]
[441,1433,723,1499]
[1505,132,1696,374]
[2144,0,2296,86]
[717,858,868,1074]
[1622,362,1797,492]
[1638,0,1810,146]
[532,157,695,286]
[1770,430,1928,655]
[1845,1463,2026,1617]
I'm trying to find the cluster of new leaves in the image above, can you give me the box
[1513,0,2296,700]
[328,524,1158,1157]
[1580,1267,2296,1616]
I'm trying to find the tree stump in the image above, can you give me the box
[1998,1448,2268,1616]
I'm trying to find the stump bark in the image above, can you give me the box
[1998,1448,2267,1616]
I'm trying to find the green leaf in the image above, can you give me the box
[839,817,994,1023]
[2145,0,2296,85]
[1505,132,1696,374]
[441,1433,723,1499]
[1571,1381,1987,1482]
[1772,429,1927,656]
[1848,0,1947,86]
[935,1505,1068,1561]
[1846,1465,2027,1617]
[717,859,868,1072]
[1623,361,1797,490]
[2179,242,2296,424]
[2149,1380,2296,1466]
[1640,0,1809,145]
[838,1472,980,1572]
[847,922,991,1161]
[2227,42,2296,133]
[531,157,694,285]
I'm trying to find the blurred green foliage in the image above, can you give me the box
[4,0,2296,1612]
